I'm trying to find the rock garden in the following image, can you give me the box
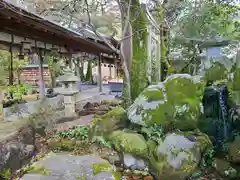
[1,74,240,180]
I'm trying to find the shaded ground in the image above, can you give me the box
[56,115,94,132]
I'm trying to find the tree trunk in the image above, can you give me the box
[130,0,148,100]
[158,7,170,81]
[119,0,148,105]
[119,0,132,107]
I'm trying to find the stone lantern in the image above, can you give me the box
[56,69,80,117]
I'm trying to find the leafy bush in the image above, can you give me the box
[137,123,164,143]
[55,126,90,140]
[7,84,31,99]
[55,125,112,148]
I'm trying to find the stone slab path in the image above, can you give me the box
[21,152,116,180]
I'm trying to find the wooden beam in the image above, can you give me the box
[0,18,112,54]
[98,54,103,92]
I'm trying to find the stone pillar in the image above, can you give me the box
[62,91,78,117]
[98,54,103,92]
[38,51,45,99]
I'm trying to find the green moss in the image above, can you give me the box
[48,139,75,151]
[109,131,149,158]
[232,68,240,91]
[0,169,11,179]
[75,175,86,180]
[25,165,51,176]
[132,75,204,130]
[130,0,148,101]
[204,62,228,82]
[92,162,112,175]
[177,131,213,153]
[92,162,121,180]
[89,107,127,138]
[142,88,164,101]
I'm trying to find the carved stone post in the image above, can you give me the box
[57,71,80,117]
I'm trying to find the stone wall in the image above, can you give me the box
[0,123,35,172]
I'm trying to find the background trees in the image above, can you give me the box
[12,0,240,106]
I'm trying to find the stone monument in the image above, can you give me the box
[56,67,80,117]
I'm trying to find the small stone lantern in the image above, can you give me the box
[56,70,80,117]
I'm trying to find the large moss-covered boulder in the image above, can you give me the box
[109,131,148,158]
[150,132,212,179]
[128,74,204,130]
[89,107,128,138]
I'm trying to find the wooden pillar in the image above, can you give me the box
[114,59,118,78]
[98,54,103,92]
[9,35,14,86]
[38,50,45,99]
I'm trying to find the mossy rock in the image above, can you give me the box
[212,158,237,179]
[89,107,128,138]
[228,136,240,163]
[149,132,212,179]
[127,74,204,131]
[92,162,121,180]
[109,131,148,158]
[24,165,51,176]
[47,139,76,151]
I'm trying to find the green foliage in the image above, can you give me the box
[7,84,31,99]
[204,62,228,82]
[201,148,215,168]
[171,1,240,74]
[0,169,11,180]
[0,50,28,86]
[55,126,90,140]
[176,2,240,39]
[91,136,112,148]
[55,125,112,148]
[138,124,164,143]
